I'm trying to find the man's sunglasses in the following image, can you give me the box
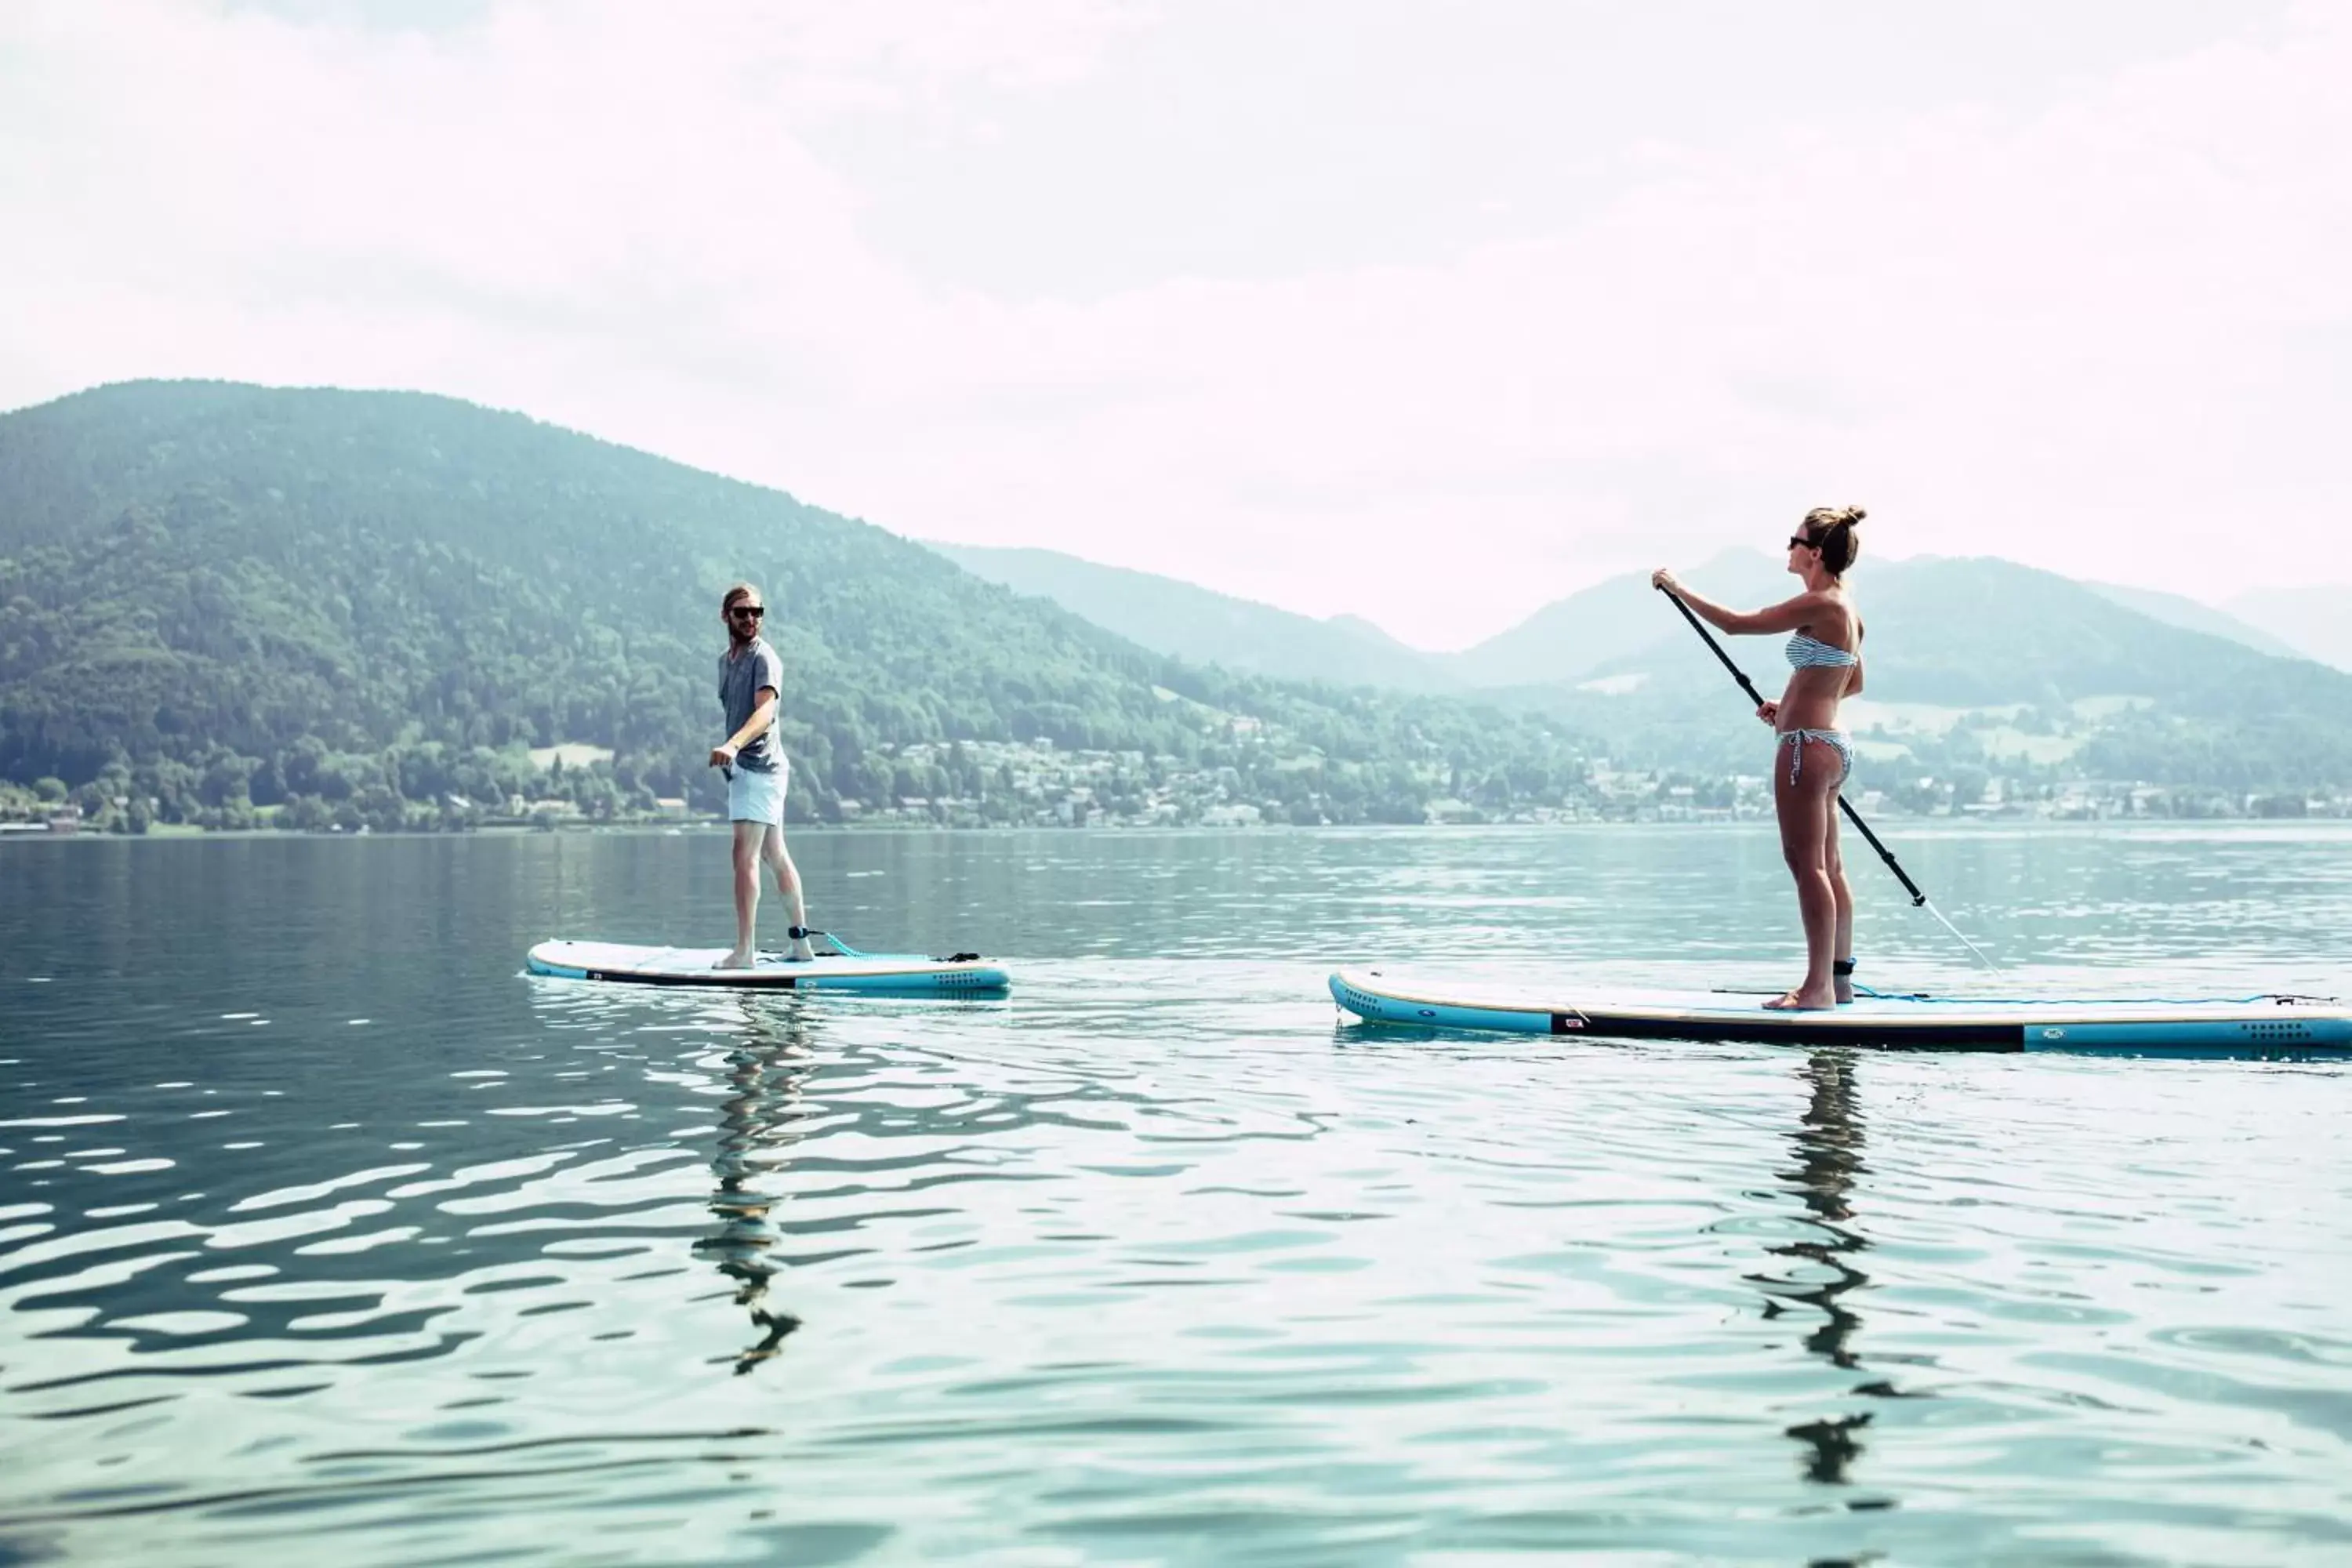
[729,604,766,619]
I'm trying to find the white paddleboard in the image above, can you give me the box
[528,939,1008,993]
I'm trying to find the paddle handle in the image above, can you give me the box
[1656,583,1928,908]
[1660,585,1769,710]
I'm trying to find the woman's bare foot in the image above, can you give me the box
[716,949,757,970]
[1835,978,1855,1005]
[1763,987,1837,1011]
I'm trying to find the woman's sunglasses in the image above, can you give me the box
[1786,535,1818,551]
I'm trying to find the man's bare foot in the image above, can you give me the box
[716,949,757,970]
[1762,987,1837,1011]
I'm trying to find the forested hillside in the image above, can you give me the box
[6,381,2340,836]
[0,381,1595,830]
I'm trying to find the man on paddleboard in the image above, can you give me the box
[710,583,817,968]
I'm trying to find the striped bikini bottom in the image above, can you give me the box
[1778,728,1853,786]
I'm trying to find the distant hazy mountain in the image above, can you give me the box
[1442,547,1795,688]
[1493,554,2352,786]
[2225,585,2352,672]
[1325,613,1428,658]
[921,535,2352,790]
[931,541,1812,693]
[927,539,2352,727]
[927,543,1461,693]
[2085,581,2302,660]
[1457,557,2314,688]
[1567,555,2341,706]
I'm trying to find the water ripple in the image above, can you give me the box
[4,826,2350,1564]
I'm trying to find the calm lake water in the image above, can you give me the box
[4,823,2350,1566]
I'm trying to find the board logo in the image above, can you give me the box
[1556,1015,1585,1029]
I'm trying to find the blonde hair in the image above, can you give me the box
[1800,506,1866,576]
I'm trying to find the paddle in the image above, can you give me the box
[1655,583,1998,969]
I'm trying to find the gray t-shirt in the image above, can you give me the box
[717,637,786,772]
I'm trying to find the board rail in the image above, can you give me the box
[1330,967,2352,1056]
[527,940,1010,995]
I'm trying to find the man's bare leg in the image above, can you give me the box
[762,826,815,960]
[720,819,765,967]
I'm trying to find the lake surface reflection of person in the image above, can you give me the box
[1751,1050,1915,1494]
[692,1004,818,1376]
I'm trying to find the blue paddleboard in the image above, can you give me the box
[1329,967,2352,1055]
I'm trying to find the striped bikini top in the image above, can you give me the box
[1787,631,1859,669]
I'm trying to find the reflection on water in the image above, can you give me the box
[3,825,2350,1566]
[1759,1052,1886,1492]
[696,1006,815,1375]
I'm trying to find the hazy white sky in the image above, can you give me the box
[3,0,2347,648]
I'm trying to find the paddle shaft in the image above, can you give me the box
[1656,584,1928,907]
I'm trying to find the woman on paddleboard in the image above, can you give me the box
[711,583,818,969]
[1653,507,1866,1011]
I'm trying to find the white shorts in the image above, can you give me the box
[727,760,788,826]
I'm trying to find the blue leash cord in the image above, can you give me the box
[804,928,871,960]
[773,929,983,964]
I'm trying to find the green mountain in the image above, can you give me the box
[928,542,1462,693]
[4,381,2340,832]
[0,380,1596,829]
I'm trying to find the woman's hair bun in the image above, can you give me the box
[1801,505,1865,575]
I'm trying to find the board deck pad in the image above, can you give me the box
[1329,967,2352,1054]
[528,939,1008,993]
